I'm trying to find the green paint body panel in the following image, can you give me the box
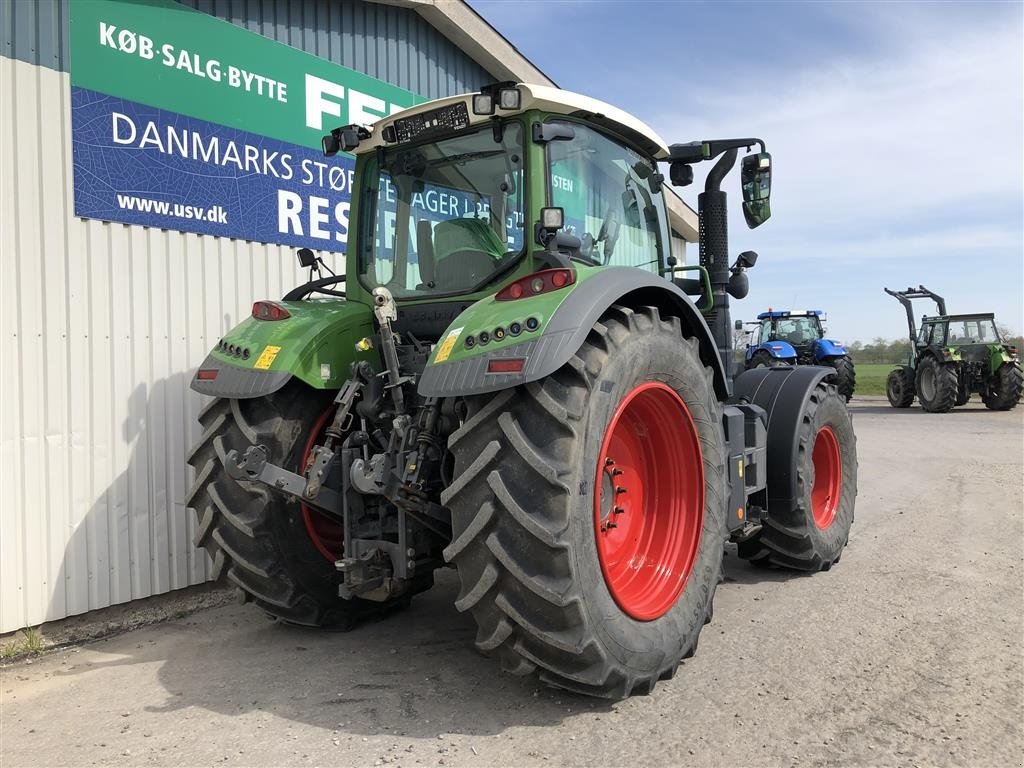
[214,299,379,388]
[424,267,609,367]
[989,346,1016,371]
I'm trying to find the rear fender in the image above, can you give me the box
[190,299,378,399]
[759,340,797,360]
[731,365,835,512]
[814,338,848,360]
[416,265,730,400]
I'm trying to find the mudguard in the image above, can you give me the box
[190,299,378,399]
[731,365,835,512]
[756,340,797,360]
[416,266,731,400]
[814,338,848,360]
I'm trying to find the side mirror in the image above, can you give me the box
[741,152,772,228]
[737,250,758,269]
[296,248,316,268]
[734,319,744,331]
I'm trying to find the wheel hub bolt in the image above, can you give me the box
[613,506,625,515]
[612,468,624,476]
[615,486,626,495]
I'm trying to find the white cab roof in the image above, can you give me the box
[356,83,671,159]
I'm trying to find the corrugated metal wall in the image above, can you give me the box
[1,0,493,96]
[0,0,494,633]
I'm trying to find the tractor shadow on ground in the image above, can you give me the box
[720,545,815,586]
[849,402,1001,417]
[57,569,613,738]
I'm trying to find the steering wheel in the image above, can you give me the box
[282,275,346,301]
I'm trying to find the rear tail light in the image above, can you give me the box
[496,269,576,301]
[196,369,219,380]
[487,358,525,374]
[252,301,291,321]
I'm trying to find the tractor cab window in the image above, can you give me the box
[546,121,667,272]
[359,122,525,298]
[921,322,945,346]
[764,315,822,345]
[947,318,999,344]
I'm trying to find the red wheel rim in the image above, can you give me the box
[300,405,344,562]
[593,382,704,621]
[811,425,842,530]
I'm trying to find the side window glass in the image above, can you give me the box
[548,122,664,272]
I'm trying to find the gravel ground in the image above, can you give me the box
[2,398,1022,768]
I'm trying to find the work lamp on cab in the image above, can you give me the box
[472,93,495,115]
[540,207,564,230]
[498,87,521,110]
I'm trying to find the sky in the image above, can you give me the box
[469,0,1024,342]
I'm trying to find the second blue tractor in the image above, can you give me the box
[744,310,856,400]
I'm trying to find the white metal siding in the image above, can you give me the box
[0,56,324,632]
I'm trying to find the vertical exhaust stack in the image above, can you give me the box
[698,149,738,380]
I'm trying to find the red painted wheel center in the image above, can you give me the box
[593,382,704,621]
[810,425,842,530]
[300,406,344,562]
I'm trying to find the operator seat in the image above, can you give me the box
[432,218,506,290]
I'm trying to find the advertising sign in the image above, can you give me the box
[70,0,422,251]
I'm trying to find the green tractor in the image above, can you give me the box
[884,286,1022,412]
[187,83,857,698]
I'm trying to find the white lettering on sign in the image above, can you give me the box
[552,174,574,193]
[97,22,288,102]
[304,73,401,130]
[306,74,345,130]
[277,190,352,244]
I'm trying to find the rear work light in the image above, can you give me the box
[252,301,291,321]
[495,269,576,301]
[487,358,525,374]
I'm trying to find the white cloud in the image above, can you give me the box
[653,15,1022,227]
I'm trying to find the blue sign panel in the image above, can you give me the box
[71,87,354,251]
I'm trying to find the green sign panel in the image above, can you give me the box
[70,0,421,150]
[69,0,426,249]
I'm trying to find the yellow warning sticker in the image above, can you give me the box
[253,345,282,370]
[433,327,463,363]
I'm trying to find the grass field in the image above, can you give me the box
[854,362,894,395]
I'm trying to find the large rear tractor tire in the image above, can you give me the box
[886,367,915,408]
[916,357,958,413]
[751,350,790,369]
[736,382,856,571]
[824,355,856,401]
[443,305,726,698]
[982,362,1023,411]
[186,382,413,628]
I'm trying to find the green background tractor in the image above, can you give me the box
[186,83,858,698]
[884,286,1022,412]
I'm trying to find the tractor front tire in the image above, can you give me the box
[443,305,726,698]
[886,368,915,408]
[824,355,856,401]
[982,362,1023,411]
[736,382,856,571]
[915,357,957,413]
[186,382,411,628]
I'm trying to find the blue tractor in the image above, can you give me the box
[743,310,856,400]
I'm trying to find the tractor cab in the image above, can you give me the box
[753,310,826,360]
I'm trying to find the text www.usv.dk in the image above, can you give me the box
[116,194,228,223]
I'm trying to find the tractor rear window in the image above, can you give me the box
[947,318,999,344]
[358,122,525,299]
